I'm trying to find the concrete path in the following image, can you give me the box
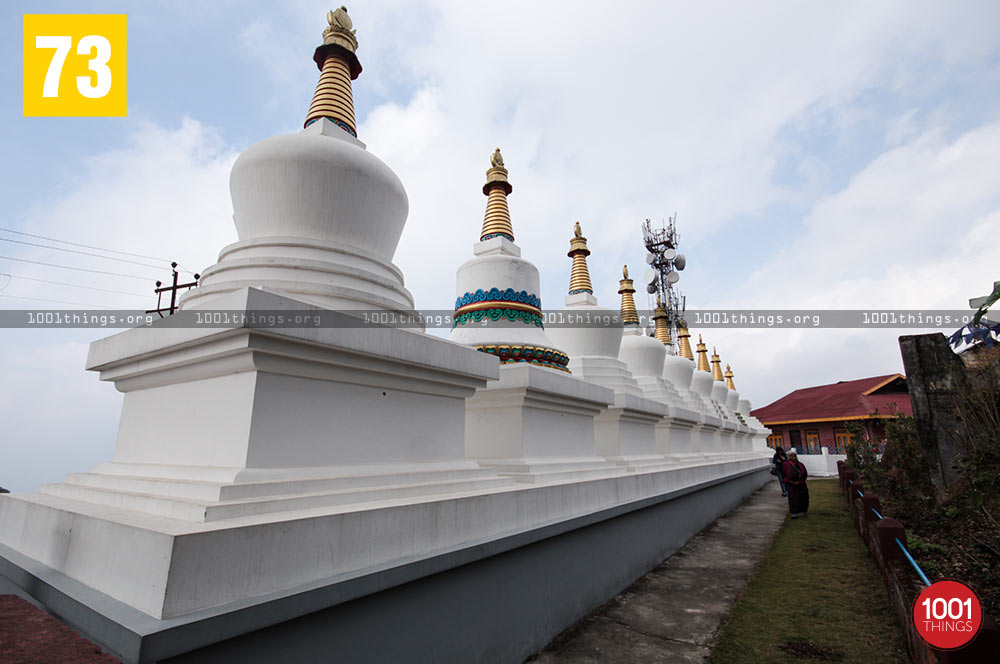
[527,479,788,663]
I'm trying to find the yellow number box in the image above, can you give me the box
[23,14,127,117]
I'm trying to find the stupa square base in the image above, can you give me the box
[594,392,670,469]
[87,288,498,470]
[465,363,623,482]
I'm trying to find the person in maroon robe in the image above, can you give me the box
[781,449,809,518]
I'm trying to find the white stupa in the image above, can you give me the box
[617,267,671,399]
[545,224,667,468]
[709,347,742,450]
[449,150,569,371]
[648,304,710,458]
[451,162,619,482]
[724,364,741,413]
[545,223,637,393]
[0,8,510,620]
[181,13,417,323]
[723,364,753,452]
[709,347,734,415]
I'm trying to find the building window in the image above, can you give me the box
[805,429,820,453]
[767,433,783,449]
[834,429,854,454]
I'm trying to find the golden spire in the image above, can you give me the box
[479,148,515,242]
[652,296,671,344]
[696,334,711,372]
[305,7,362,136]
[567,221,593,294]
[618,265,639,325]
[725,364,736,390]
[677,324,694,360]
[711,347,724,381]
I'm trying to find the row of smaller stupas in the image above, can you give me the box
[285,7,753,424]
[447,146,745,418]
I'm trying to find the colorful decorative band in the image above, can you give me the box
[455,288,541,310]
[475,344,571,372]
[480,232,515,242]
[334,119,358,137]
[568,288,593,295]
[453,307,543,328]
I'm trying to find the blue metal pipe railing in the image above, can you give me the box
[845,478,931,587]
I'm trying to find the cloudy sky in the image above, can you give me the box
[2,1,999,492]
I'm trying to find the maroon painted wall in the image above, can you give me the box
[765,420,888,454]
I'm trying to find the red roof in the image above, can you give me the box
[750,374,912,425]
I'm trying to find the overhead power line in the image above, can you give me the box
[0,226,197,274]
[0,255,154,281]
[0,293,124,309]
[0,273,148,298]
[0,237,166,270]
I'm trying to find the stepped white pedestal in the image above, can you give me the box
[0,287,511,618]
[464,362,624,483]
[594,392,669,469]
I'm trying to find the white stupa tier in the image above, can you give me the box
[545,225,668,469]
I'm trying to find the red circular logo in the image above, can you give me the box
[912,579,983,650]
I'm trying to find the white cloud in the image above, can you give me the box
[708,121,1000,406]
[4,118,238,308]
[1,119,238,491]
[0,336,120,493]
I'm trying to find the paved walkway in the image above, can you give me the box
[527,479,787,663]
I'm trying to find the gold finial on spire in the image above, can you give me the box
[305,7,363,136]
[696,334,711,372]
[327,7,355,37]
[677,323,694,360]
[725,364,736,390]
[711,347,724,381]
[567,221,593,295]
[652,295,671,344]
[618,265,639,325]
[480,148,514,242]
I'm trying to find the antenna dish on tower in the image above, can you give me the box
[641,214,686,353]
[643,269,658,286]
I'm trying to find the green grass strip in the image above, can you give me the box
[708,479,909,663]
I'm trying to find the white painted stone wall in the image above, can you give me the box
[797,449,846,477]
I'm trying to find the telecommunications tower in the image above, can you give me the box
[641,215,686,349]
